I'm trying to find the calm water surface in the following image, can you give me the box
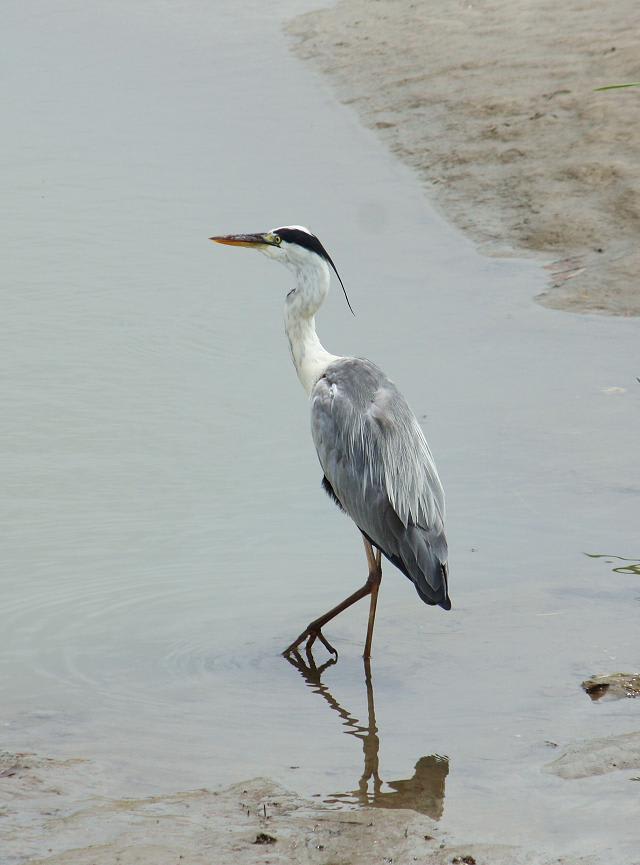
[2,0,639,859]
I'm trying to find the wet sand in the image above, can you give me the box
[287,0,640,315]
[1,750,614,865]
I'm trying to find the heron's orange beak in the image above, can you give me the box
[209,233,270,248]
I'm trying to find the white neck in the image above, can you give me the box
[284,258,340,396]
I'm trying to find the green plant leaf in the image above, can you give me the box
[594,82,640,91]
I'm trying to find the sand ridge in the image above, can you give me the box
[287,0,640,315]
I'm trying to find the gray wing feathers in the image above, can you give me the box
[366,385,445,529]
[311,358,449,607]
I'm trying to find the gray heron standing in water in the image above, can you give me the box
[211,226,450,659]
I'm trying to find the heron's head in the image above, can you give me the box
[210,225,354,314]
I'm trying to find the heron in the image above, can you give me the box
[210,226,450,659]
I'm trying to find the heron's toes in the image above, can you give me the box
[314,629,338,658]
[282,633,306,656]
[282,626,338,660]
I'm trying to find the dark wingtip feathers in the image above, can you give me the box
[439,563,452,610]
[322,475,346,512]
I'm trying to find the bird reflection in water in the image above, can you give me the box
[285,652,448,819]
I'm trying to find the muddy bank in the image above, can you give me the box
[287,0,640,315]
[545,731,640,780]
[0,751,610,865]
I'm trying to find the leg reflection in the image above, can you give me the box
[284,653,448,819]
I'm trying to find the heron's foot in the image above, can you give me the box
[283,625,338,660]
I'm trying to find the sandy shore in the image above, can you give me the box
[287,0,640,315]
[3,748,630,865]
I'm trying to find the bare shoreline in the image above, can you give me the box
[287,0,640,315]
[3,748,632,864]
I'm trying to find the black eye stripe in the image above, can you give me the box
[274,227,329,259]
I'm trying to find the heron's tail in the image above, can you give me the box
[384,525,451,610]
[415,562,451,610]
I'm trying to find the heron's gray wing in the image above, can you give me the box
[311,358,450,608]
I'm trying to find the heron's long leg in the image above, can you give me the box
[363,539,382,660]
[282,535,382,659]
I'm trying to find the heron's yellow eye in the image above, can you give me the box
[272,234,281,245]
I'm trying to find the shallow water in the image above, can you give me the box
[2,0,639,860]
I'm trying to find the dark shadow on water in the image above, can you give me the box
[285,651,448,819]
